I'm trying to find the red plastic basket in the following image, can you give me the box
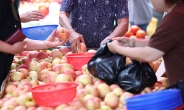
[66,52,95,70]
[30,82,78,107]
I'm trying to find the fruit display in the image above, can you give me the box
[124,25,147,39]
[0,45,169,110]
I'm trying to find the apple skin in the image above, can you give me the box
[63,69,76,80]
[96,83,111,98]
[75,75,93,86]
[17,68,29,77]
[14,105,27,110]
[24,92,37,108]
[51,49,64,58]
[36,51,48,60]
[52,64,63,74]
[59,47,71,55]
[10,71,25,82]
[27,51,38,59]
[38,69,50,82]
[28,71,39,80]
[119,92,134,105]
[5,83,17,94]
[55,74,73,83]
[104,92,119,108]
[84,85,99,97]
[55,27,70,41]
[44,71,58,83]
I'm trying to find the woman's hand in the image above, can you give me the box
[44,30,68,48]
[107,40,121,54]
[69,31,85,53]
[20,10,44,23]
[112,37,132,47]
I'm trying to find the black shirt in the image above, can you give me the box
[0,0,21,41]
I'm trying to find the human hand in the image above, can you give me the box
[100,36,113,46]
[112,37,132,47]
[107,40,121,54]
[45,30,68,48]
[20,10,44,23]
[69,31,85,53]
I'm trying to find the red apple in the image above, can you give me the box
[44,71,58,83]
[55,74,73,83]
[14,105,27,110]
[75,71,83,77]
[10,71,25,82]
[27,51,38,59]
[96,83,111,98]
[51,49,64,58]
[36,51,48,60]
[59,47,71,55]
[75,75,93,86]
[17,68,29,77]
[55,27,70,41]
[16,64,28,70]
[63,69,76,80]
[104,92,119,108]
[52,64,63,74]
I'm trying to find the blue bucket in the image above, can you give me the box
[126,89,183,110]
[22,25,58,40]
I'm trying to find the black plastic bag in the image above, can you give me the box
[117,60,157,94]
[87,39,126,84]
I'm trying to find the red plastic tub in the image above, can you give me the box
[66,52,95,70]
[30,82,78,107]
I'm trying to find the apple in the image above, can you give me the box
[119,92,134,105]
[14,105,27,110]
[28,60,38,71]
[24,92,37,108]
[87,49,96,53]
[157,77,169,87]
[60,63,74,73]
[17,85,31,95]
[1,105,15,110]
[36,51,48,60]
[10,71,25,82]
[5,83,17,94]
[109,84,120,91]
[27,51,38,59]
[78,107,88,110]
[77,83,85,90]
[75,89,87,100]
[81,64,90,74]
[141,87,152,94]
[84,97,101,110]
[51,57,62,66]
[84,85,99,97]
[63,69,76,80]
[59,47,71,55]
[44,71,58,83]
[16,95,26,106]
[104,92,119,108]
[51,49,64,58]
[96,83,111,98]
[70,100,84,109]
[21,57,31,66]
[11,63,17,70]
[37,61,51,73]
[12,88,19,97]
[27,106,37,110]
[36,106,47,110]
[77,42,87,53]
[16,64,28,70]
[55,74,73,83]
[52,64,63,74]
[152,60,161,72]
[55,104,68,110]
[55,27,70,41]
[112,87,124,97]
[38,69,50,82]
[28,71,39,80]
[75,75,93,86]
[3,97,17,108]
[17,68,29,77]
[74,70,83,77]
[100,105,112,110]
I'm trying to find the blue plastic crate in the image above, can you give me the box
[22,25,58,40]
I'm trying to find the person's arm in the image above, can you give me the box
[59,11,85,53]
[0,40,25,54]
[23,30,67,51]
[107,40,164,62]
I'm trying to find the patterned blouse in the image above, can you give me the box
[60,0,129,48]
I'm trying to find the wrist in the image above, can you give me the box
[130,37,135,47]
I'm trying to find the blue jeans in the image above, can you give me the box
[130,22,148,32]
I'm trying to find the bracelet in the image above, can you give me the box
[125,47,130,56]
[131,38,135,47]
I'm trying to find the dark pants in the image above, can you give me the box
[0,53,14,91]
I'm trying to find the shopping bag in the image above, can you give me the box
[87,39,126,84]
[117,60,157,94]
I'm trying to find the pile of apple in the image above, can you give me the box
[0,46,169,110]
